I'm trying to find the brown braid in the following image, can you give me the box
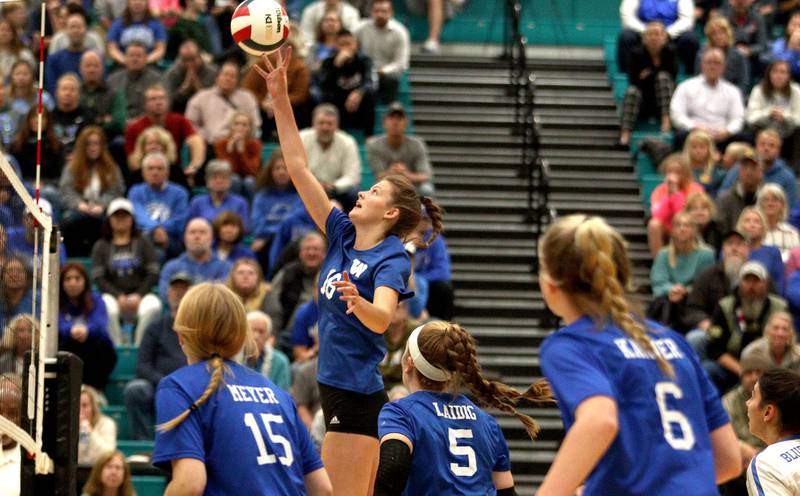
[383,174,445,246]
[418,196,444,248]
[415,322,553,440]
[157,355,226,432]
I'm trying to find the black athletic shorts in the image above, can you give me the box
[318,383,388,438]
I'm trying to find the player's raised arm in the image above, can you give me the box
[254,47,332,234]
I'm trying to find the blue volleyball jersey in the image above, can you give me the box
[152,361,323,496]
[540,316,731,496]
[378,391,511,496]
[317,208,412,394]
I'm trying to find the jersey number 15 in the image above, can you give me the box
[244,413,295,466]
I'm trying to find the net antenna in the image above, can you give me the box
[0,0,56,476]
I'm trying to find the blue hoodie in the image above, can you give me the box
[58,292,111,345]
[188,192,250,232]
[128,182,190,238]
[251,188,302,239]
[414,234,452,283]
[158,253,232,299]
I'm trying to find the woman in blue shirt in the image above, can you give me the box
[153,283,331,495]
[106,0,167,66]
[255,47,445,495]
[373,320,550,496]
[738,206,786,293]
[536,214,741,495]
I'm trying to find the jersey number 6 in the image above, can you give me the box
[448,428,477,477]
[655,382,696,451]
[244,412,295,466]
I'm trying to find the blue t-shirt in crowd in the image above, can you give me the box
[128,182,189,238]
[107,18,167,52]
[749,245,785,294]
[58,292,111,345]
[251,188,302,238]
[188,193,250,232]
[540,316,730,496]
[317,208,412,394]
[158,253,231,300]
[291,300,318,348]
[414,234,452,283]
[378,391,511,496]
[44,49,84,95]
[153,360,322,496]
[637,0,679,25]
[720,160,798,206]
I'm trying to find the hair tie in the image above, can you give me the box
[210,352,221,360]
[189,403,199,412]
[408,325,451,382]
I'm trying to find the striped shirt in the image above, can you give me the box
[747,435,800,495]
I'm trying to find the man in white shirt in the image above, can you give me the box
[300,0,362,48]
[670,47,745,150]
[300,104,362,212]
[355,0,410,104]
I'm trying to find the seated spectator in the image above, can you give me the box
[0,18,32,84]
[746,60,800,140]
[245,311,291,391]
[685,191,723,252]
[78,386,116,466]
[649,210,716,330]
[264,231,326,331]
[683,129,725,198]
[165,0,221,60]
[716,145,763,234]
[212,111,263,199]
[739,206,786,292]
[317,29,376,137]
[378,301,416,391]
[79,51,125,141]
[720,353,768,493]
[51,73,87,154]
[706,260,787,391]
[306,9,342,73]
[47,5,105,57]
[227,258,271,311]
[355,0,410,104]
[696,17,750,96]
[59,126,125,257]
[758,183,800,261]
[720,128,797,206]
[128,152,190,261]
[91,198,162,345]
[617,0,698,73]
[618,21,677,147]
[43,10,94,96]
[769,11,800,81]
[366,102,434,196]
[722,141,750,171]
[9,107,62,208]
[185,60,260,144]
[58,262,117,391]
[300,104,361,211]
[127,125,184,189]
[0,314,37,376]
[741,311,800,370]
[267,205,319,276]
[670,47,745,150]
[291,299,318,364]
[106,0,167,66]
[125,84,206,186]
[158,217,232,299]
[291,358,319,429]
[300,0,360,46]
[123,272,189,440]
[164,39,217,114]
[242,29,311,139]
[648,153,705,256]
[81,450,135,496]
[188,160,250,230]
[5,60,53,134]
[412,216,453,320]
[719,0,768,76]
[212,211,255,262]
[250,149,302,268]
[107,42,164,121]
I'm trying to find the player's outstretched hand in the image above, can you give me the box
[333,271,361,315]
[253,45,293,100]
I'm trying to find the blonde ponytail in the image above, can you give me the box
[158,355,226,432]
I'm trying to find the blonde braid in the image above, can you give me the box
[157,355,226,432]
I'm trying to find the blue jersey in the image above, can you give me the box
[540,316,731,496]
[152,361,323,495]
[317,208,412,394]
[378,391,510,496]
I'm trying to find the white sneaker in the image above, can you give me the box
[422,39,440,54]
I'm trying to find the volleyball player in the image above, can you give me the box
[536,214,741,495]
[746,368,800,495]
[151,283,332,495]
[255,47,444,494]
[372,320,550,496]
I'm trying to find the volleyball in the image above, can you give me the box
[231,0,289,56]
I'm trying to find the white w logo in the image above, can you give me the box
[350,259,368,278]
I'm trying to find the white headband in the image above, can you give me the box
[408,325,451,382]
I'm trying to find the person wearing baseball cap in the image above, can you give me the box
[705,260,789,391]
[716,145,763,235]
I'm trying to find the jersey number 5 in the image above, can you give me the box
[655,382,696,451]
[448,428,477,477]
[244,413,295,466]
